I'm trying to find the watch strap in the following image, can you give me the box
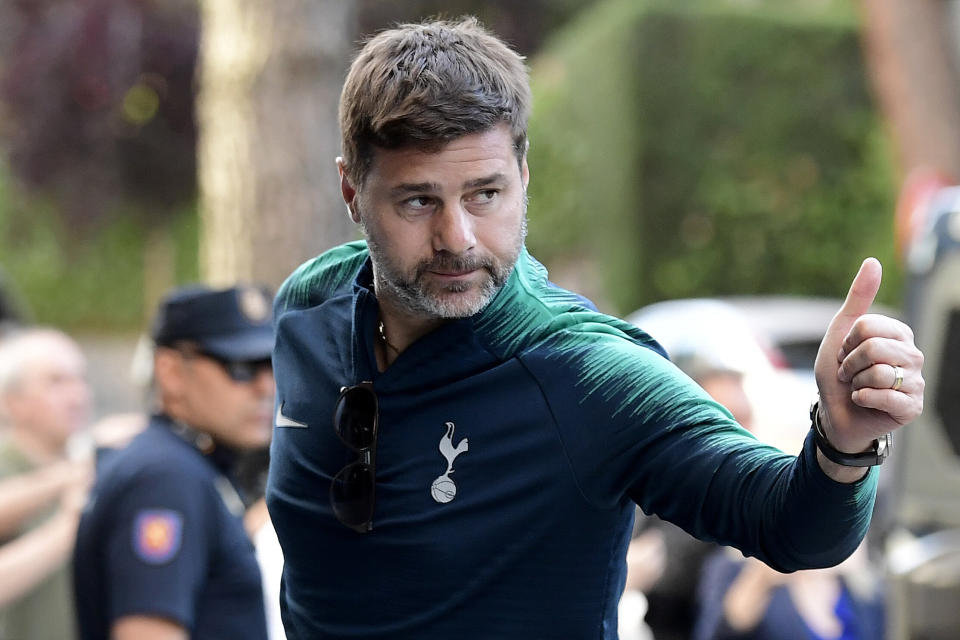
[810,400,891,467]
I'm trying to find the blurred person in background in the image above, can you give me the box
[266,17,924,639]
[73,285,274,640]
[0,328,93,640]
[682,330,886,640]
[691,382,886,640]
[692,545,884,640]
[622,353,754,640]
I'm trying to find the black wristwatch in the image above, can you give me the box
[810,400,891,467]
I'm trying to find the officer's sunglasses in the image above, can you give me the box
[177,347,272,383]
[331,382,378,534]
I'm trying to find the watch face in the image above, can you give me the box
[878,432,892,460]
[811,400,890,467]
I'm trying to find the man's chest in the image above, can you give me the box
[275,357,574,517]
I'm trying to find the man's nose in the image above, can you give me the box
[253,367,275,397]
[432,203,476,254]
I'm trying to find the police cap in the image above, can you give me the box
[152,285,273,361]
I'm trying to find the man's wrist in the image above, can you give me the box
[810,399,890,468]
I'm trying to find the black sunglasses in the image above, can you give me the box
[180,348,273,383]
[331,382,378,533]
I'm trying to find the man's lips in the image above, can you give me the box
[428,268,478,278]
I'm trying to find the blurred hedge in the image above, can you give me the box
[526,0,899,314]
[1,0,899,330]
[0,163,198,332]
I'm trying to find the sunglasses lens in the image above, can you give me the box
[330,461,374,530]
[225,358,272,382]
[333,385,377,450]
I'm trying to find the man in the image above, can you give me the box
[73,286,274,640]
[0,328,92,640]
[266,18,924,639]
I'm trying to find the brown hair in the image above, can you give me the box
[339,17,531,187]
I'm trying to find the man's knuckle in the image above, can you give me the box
[902,323,915,342]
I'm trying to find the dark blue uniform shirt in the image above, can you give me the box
[73,414,268,640]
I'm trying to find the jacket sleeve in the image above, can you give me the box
[521,331,878,572]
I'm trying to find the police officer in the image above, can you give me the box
[73,286,274,640]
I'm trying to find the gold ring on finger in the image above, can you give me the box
[891,365,904,391]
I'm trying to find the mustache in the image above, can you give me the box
[416,252,493,275]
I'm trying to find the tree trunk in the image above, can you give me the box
[858,0,960,180]
[197,0,357,290]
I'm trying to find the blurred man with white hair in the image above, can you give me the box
[0,327,92,640]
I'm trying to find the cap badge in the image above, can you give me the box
[239,288,270,323]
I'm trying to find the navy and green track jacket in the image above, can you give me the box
[266,242,878,639]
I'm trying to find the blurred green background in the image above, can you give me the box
[527,0,897,313]
[0,0,905,330]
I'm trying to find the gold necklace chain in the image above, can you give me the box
[378,321,401,355]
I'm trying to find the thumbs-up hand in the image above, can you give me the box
[814,258,924,469]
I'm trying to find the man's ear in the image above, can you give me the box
[336,157,361,224]
[153,348,185,398]
[521,154,530,192]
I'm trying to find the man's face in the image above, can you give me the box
[160,349,274,450]
[3,334,91,452]
[346,124,529,319]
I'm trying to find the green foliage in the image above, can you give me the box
[1,0,897,329]
[527,0,899,314]
[0,165,199,332]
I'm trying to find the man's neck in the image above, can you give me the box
[8,426,65,465]
[374,297,446,370]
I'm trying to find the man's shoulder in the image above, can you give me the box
[274,241,369,316]
[97,424,211,488]
[517,318,674,391]
[475,249,667,361]
[513,307,702,425]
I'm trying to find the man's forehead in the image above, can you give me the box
[24,350,86,378]
[365,125,519,185]
[387,172,508,196]
[9,362,84,397]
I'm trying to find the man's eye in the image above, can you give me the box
[404,196,433,210]
[471,189,498,203]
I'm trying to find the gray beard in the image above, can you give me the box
[363,212,527,320]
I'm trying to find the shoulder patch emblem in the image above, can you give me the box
[133,509,183,564]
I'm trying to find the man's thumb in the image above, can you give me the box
[836,257,882,321]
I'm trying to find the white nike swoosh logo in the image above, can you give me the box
[275,404,308,428]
